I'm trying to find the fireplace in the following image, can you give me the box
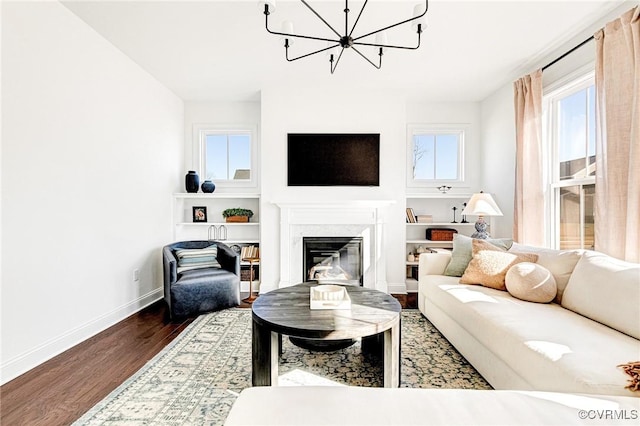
[303,237,363,285]
[274,200,393,291]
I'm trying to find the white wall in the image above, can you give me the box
[1,1,184,384]
[479,84,516,239]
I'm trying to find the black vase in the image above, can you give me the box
[185,171,200,193]
[201,180,216,193]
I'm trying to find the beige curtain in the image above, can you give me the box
[594,7,640,262]
[513,70,545,246]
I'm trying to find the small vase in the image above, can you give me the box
[185,171,199,193]
[201,180,216,193]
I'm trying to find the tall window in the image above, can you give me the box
[545,72,595,250]
[407,125,465,187]
[194,125,257,188]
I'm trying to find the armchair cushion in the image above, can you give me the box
[175,244,221,272]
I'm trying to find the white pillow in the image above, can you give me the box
[509,243,583,303]
[505,262,557,303]
[562,251,640,340]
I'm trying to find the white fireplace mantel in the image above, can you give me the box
[273,200,395,292]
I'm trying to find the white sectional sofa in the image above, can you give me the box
[418,242,640,397]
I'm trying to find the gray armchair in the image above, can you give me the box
[163,240,240,319]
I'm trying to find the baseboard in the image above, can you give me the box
[387,281,407,294]
[0,288,163,385]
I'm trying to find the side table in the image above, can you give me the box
[242,257,260,304]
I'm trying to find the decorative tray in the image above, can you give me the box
[310,285,351,310]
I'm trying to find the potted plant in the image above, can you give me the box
[222,208,254,223]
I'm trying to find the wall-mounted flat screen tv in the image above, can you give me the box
[287,133,380,186]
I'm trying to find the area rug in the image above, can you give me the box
[74,309,491,425]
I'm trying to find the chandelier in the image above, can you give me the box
[261,1,428,74]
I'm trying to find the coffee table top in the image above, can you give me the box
[252,282,401,340]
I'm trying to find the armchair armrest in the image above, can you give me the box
[418,250,452,277]
[216,242,240,276]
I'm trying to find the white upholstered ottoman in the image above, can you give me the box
[225,387,639,425]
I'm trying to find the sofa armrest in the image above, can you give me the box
[216,242,240,276]
[418,250,452,277]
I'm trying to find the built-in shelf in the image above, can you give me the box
[172,193,261,293]
[404,193,479,293]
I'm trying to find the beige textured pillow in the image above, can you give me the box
[460,239,538,290]
[505,262,557,303]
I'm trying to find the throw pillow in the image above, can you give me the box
[508,242,583,303]
[444,234,514,277]
[460,239,538,290]
[175,244,221,273]
[562,251,640,340]
[505,262,557,303]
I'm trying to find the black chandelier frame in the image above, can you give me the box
[263,0,429,74]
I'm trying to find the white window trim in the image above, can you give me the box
[406,123,467,188]
[192,123,259,189]
[542,69,595,249]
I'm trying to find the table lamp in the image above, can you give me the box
[461,191,503,239]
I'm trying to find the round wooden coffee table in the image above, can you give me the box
[251,282,402,387]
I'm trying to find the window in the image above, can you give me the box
[194,125,257,188]
[545,72,595,250]
[407,125,465,187]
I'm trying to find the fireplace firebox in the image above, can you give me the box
[303,237,363,286]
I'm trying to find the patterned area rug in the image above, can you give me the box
[74,309,491,425]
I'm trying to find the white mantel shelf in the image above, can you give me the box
[272,200,396,208]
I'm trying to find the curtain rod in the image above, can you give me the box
[541,35,595,71]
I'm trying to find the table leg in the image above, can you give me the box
[252,320,280,386]
[383,317,401,388]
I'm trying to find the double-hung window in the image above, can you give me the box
[407,124,466,188]
[544,72,595,250]
[194,124,258,188]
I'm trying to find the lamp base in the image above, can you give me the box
[470,216,490,239]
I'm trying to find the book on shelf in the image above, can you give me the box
[416,215,433,223]
[240,245,260,259]
[406,208,417,223]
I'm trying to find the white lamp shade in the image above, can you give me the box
[375,31,388,52]
[281,20,294,45]
[412,3,427,31]
[325,41,338,57]
[462,192,503,217]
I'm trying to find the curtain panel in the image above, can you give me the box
[594,7,640,262]
[513,70,545,246]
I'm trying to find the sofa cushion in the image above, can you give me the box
[460,239,538,290]
[509,243,583,303]
[175,244,221,273]
[444,234,513,277]
[422,277,640,396]
[505,262,557,303]
[562,251,640,340]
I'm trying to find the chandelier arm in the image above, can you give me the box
[265,12,339,44]
[354,31,421,51]
[352,0,428,42]
[352,46,382,70]
[286,43,341,62]
[330,48,346,74]
[348,0,369,38]
[301,0,342,38]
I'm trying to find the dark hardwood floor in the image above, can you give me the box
[1,300,224,426]
[1,293,409,426]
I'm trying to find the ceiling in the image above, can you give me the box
[62,0,629,103]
